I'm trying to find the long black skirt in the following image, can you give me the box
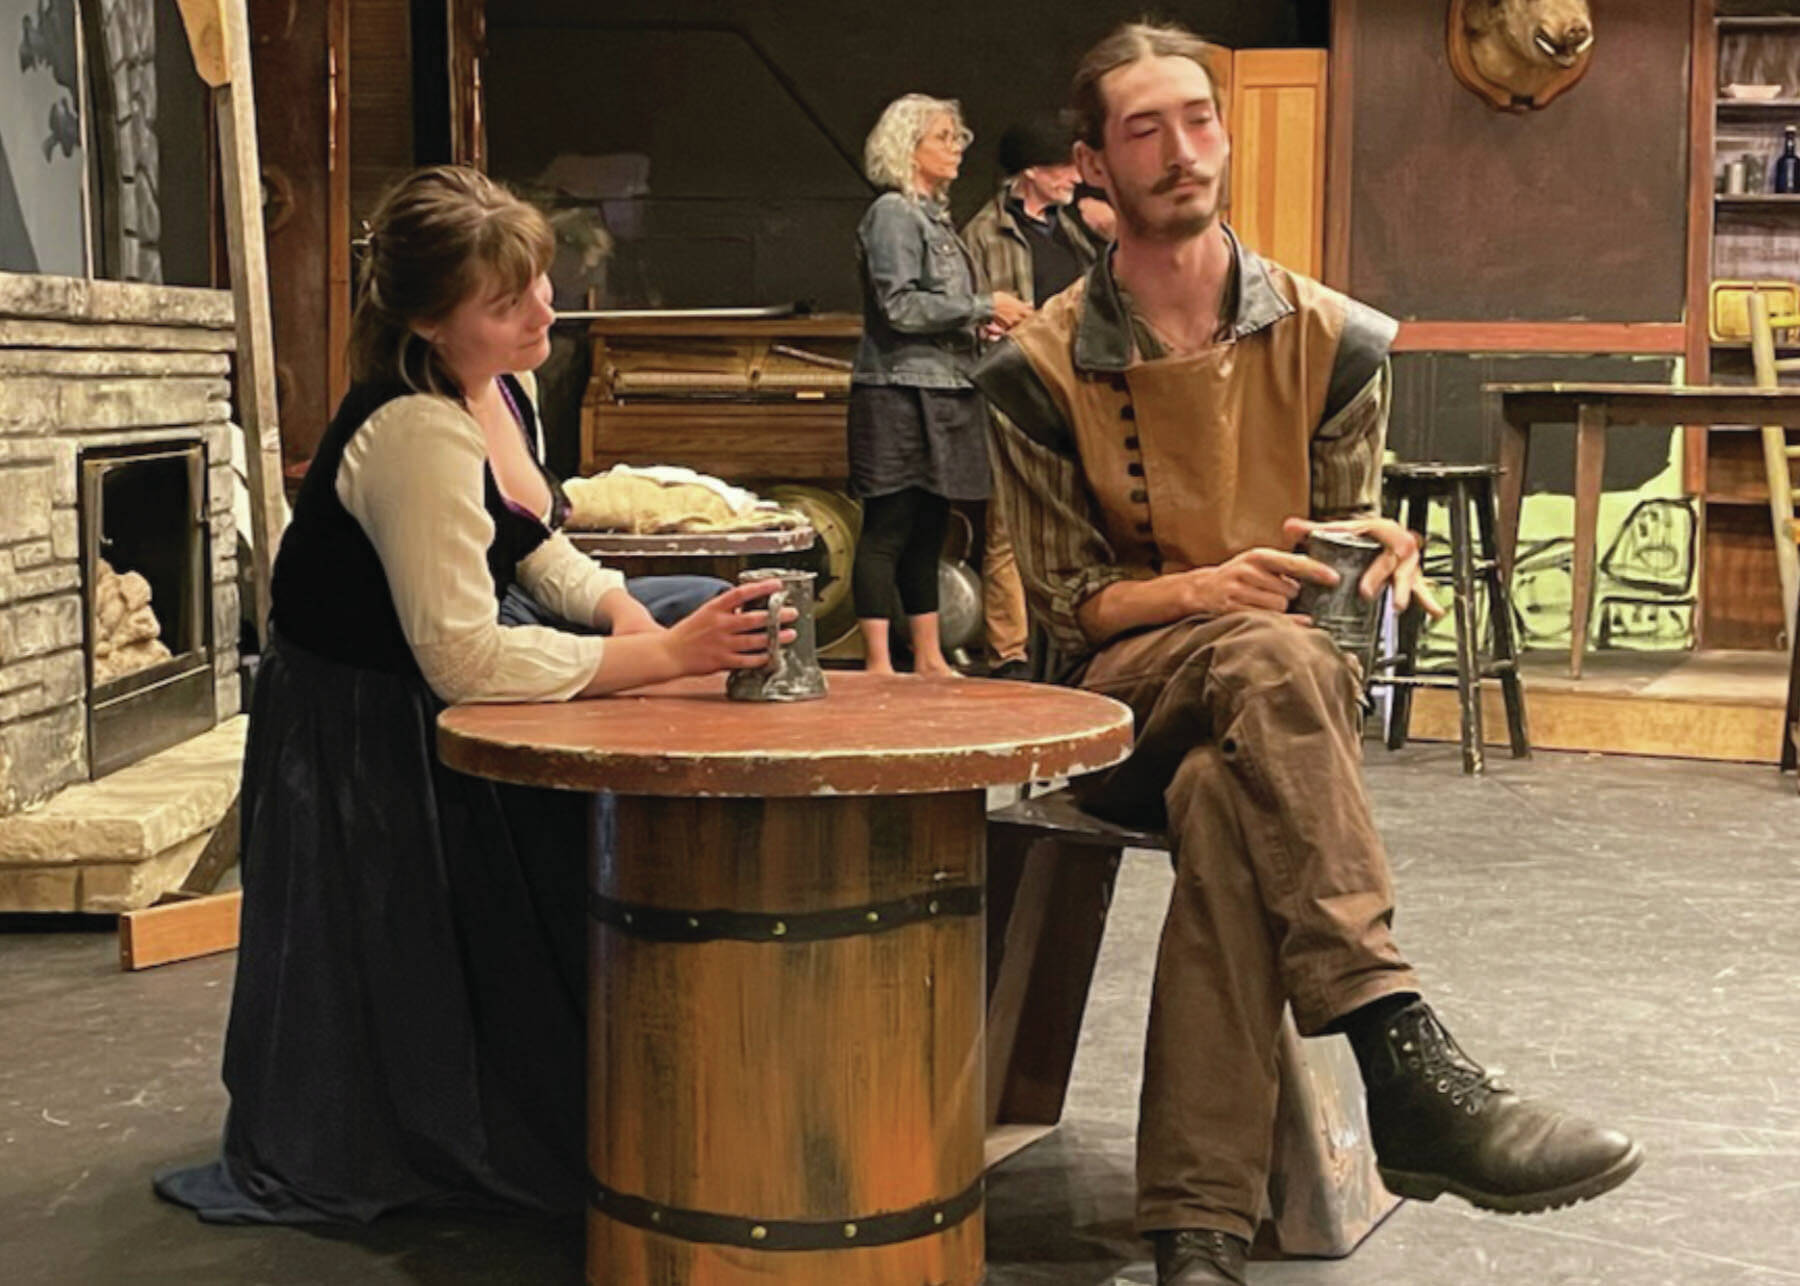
[154,632,597,1223]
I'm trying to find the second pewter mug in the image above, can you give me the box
[1290,529,1385,659]
[725,567,828,703]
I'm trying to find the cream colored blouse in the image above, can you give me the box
[335,377,623,704]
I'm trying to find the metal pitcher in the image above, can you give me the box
[726,568,829,703]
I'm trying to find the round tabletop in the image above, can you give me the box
[438,672,1134,797]
[563,528,815,559]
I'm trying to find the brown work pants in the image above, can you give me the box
[1072,612,1420,1242]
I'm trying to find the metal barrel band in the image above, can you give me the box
[588,884,983,943]
[588,1173,984,1251]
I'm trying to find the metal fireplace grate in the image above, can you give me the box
[79,441,216,778]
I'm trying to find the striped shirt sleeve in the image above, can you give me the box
[988,407,1137,663]
[1310,360,1391,522]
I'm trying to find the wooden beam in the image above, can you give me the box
[328,0,351,412]
[215,0,286,640]
[174,0,229,88]
[1686,0,1719,498]
[1392,321,1688,354]
[119,891,242,971]
[1408,685,1785,765]
[1323,0,1356,291]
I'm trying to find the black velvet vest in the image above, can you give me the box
[270,375,568,675]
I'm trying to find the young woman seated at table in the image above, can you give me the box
[156,165,792,1225]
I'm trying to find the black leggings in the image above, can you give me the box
[853,487,950,619]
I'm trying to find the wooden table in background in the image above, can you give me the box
[439,673,1132,1286]
[565,527,816,582]
[1490,383,1800,678]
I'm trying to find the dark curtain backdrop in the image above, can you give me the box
[486,1,1327,312]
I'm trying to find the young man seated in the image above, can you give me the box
[971,22,1641,1286]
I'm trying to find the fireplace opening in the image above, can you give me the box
[80,442,216,778]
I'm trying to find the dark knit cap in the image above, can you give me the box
[997,113,1076,176]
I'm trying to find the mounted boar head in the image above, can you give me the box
[1451,0,1596,112]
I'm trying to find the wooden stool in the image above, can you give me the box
[984,787,1399,1260]
[1379,463,1531,775]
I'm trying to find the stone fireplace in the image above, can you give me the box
[0,269,245,912]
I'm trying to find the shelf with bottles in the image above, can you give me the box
[1715,119,1800,196]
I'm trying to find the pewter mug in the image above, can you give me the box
[725,568,828,703]
[1291,530,1385,658]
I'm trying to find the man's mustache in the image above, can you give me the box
[1151,167,1215,195]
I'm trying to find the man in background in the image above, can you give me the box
[962,114,1106,678]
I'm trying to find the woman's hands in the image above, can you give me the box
[579,579,798,697]
[661,579,798,676]
[597,586,663,636]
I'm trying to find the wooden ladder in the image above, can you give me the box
[1746,292,1800,648]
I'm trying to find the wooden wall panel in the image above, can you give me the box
[1229,49,1327,279]
[1346,0,1690,323]
[350,0,416,228]
[1705,501,1789,649]
[1388,353,1680,493]
[248,0,338,472]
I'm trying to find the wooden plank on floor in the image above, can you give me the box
[1408,685,1785,763]
[118,890,241,971]
[984,1123,1057,1170]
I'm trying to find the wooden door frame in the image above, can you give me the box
[1324,0,1357,291]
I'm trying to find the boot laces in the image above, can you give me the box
[1171,1229,1235,1258]
[1395,1009,1504,1113]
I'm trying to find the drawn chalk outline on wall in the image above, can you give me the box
[1596,596,1697,651]
[1410,495,1699,656]
[1598,497,1696,596]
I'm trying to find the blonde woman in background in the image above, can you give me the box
[848,94,1032,674]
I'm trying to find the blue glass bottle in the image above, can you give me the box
[1774,126,1800,195]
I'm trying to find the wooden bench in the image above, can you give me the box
[984,785,1399,1259]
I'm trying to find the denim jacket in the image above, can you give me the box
[852,191,995,390]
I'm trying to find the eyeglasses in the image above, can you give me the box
[925,127,973,150]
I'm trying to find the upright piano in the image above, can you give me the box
[578,310,860,486]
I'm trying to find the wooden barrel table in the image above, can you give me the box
[438,673,1133,1286]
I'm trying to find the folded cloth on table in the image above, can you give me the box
[563,464,810,534]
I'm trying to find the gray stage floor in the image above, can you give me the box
[3,746,1797,1285]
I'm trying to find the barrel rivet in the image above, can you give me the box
[687,916,699,928]
[772,921,788,936]
[650,1210,662,1224]
[866,910,880,923]
[928,900,940,914]
[844,1222,858,1239]
[622,912,634,926]
[751,1225,768,1241]
[934,1211,945,1225]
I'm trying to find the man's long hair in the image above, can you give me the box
[1070,21,1226,147]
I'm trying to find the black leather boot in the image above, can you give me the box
[1149,1229,1249,1286]
[1361,1001,1643,1213]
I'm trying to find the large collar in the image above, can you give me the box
[1073,225,1294,373]
[988,183,1055,241]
